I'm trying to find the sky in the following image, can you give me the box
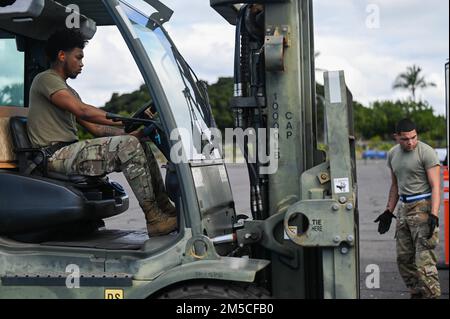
[312,0,449,115]
[0,40,24,89]
[61,0,449,116]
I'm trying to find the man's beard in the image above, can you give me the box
[402,145,416,152]
[64,63,79,79]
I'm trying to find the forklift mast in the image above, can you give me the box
[211,0,360,299]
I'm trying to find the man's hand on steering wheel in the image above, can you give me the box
[129,128,145,140]
[128,126,157,143]
[144,108,157,120]
[123,101,156,133]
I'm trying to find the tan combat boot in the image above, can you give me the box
[143,202,177,236]
[156,193,177,217]
[409,288,423,299]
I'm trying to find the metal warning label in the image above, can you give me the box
[104,289,124,299]
[334,178,350,194]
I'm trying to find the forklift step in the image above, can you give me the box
[1,272,133,287]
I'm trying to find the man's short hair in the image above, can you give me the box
[45,29,87,62]
[396,118,417,134]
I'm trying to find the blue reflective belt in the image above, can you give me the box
[400,193,432,203]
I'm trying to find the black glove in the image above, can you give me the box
[374,209,396,234]
[427,215,439,239]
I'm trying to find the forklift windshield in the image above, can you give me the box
[117,0,219,161]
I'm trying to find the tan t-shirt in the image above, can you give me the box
[27,69,79,147]
[387,141,440,196]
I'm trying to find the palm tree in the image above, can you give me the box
[393,65,436,102]
[314,51,326,73]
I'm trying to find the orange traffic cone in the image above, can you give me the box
[443,167,449,268]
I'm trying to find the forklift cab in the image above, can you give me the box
[0,1,250,298]
[0,1,135,242]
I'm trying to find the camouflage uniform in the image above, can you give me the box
[47,135,176,235]
[396,199,441,299]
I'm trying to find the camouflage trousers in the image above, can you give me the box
[47,135,169,211]
[395,199,441,299]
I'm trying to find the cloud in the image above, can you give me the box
[162,0,232,27]
[166,23,235,83]
[67,0,236,106]
[65,0,448,116]
[67,26,144,106]
[161,0,236,83]
[0,39,24,87]
[314,0,449,114]
[315,36,445,108]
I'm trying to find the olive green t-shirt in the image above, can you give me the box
[387,141,440,196]
[27,69,79,147]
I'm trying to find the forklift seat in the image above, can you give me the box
[1,116,130,243]
[9,116,92,183]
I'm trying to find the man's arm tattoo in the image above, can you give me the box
[96,125,125,137]
[387,184,399,212]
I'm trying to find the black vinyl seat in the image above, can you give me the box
[9,116,91,183]
[9,116,46,174]
[1,116,129,243]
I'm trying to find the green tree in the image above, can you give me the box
[88,76,446,147]
[393,65,436,102]
[352,99,445,144]
[102,83,151,115]
[206,77,234,132]
[314,51,326,73]
[0,83,24,106]
[100,78,235,133]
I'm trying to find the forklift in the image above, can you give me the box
[0,0,359,299]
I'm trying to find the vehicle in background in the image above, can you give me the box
[435,148,447,165]
[361,149,387,160]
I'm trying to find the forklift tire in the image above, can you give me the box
[156,281,271,299]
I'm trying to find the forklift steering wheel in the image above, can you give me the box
[124,100,157,133]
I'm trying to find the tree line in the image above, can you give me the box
[99,65,445,146]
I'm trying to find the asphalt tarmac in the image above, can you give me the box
[104,160,449,299]
[357,160,448,299]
